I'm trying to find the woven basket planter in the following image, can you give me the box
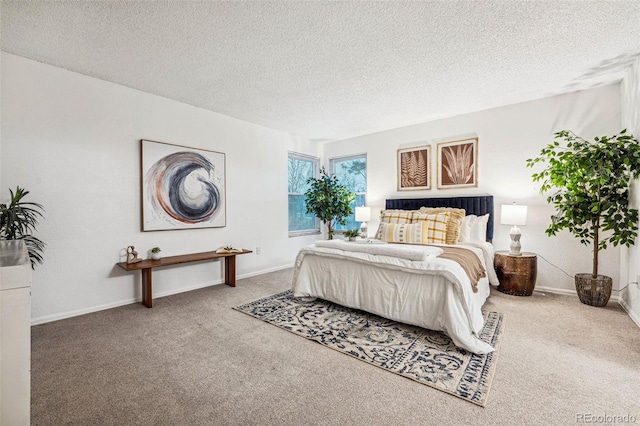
[575,273,612,307]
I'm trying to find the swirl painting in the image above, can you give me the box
[141,140,226,231]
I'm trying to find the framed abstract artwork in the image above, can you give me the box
[397,144,431,191]
[437,137,478,189]
[141,140,226,231]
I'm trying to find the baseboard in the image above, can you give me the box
[31,297,141,326]
[532,285,577,297]
[533,284,623,303]
[619,298,640,329]
[31,263,294,326]
[34,266,636,329]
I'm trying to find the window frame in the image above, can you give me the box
[288,151,321,237]
[329,153,367,234]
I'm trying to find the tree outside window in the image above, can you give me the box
[330,154,367,231]
[288,152,319,235]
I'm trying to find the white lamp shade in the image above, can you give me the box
[501,204,528,226]
[355,206,371,222]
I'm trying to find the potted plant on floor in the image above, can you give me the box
[0,186,45,269]
[527,129,640,306]
[305,167,355,240]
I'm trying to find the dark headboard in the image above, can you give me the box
[385,195,494,241]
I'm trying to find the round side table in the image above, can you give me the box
[494,251,537,296]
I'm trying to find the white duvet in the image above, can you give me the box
[291,240,499,355]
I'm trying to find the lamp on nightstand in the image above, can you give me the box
[355,206,371,238]
[501,203,528,256]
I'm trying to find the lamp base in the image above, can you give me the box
[359,222,368,239]
[509,225,522,256]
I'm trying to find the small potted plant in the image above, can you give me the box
[343,229,360,242]
[150,247,161,260]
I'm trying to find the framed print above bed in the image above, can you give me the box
[397,144,431,191]
[437,137,478,189]
[141,139,226,231]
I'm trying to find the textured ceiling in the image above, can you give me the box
[2,1,640,142]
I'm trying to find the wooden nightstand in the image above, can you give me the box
[494,251,537,296]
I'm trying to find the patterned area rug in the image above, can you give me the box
[234,290,504,407]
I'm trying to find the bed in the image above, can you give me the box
[291,195,498,355]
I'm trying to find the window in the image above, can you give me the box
[330,154,367,232]
[288,152,320,236]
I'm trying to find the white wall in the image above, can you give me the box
[1,53,321,323]
[621,55,640,326]
[1,51,631,323]
[324,85,623,295]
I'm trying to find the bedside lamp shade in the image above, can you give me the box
[355,206,371,222]
[355,206,371,238]
[501,204,527,226]
[501,204,528,256]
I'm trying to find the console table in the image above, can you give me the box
[117,249,252,308]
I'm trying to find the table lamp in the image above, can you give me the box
[355,206,371,238]
[501,203,528,256]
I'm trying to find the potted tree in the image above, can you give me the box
[0,186,45,269]
[305,167,355,240]
[527,129,640,306]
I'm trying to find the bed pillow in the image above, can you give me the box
[375,209,416,239]
[378,212,450,245]
[415,207,465,245]
[458,214,490,243]
[458,216,472,242]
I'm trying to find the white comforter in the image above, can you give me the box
[291,240,498,354]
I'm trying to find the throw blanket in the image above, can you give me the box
[434,245,486,293]
[315,240,443,261]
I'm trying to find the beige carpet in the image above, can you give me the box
[32,268,640,425]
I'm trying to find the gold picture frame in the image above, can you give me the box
[437,137,478,189]
[397,145,431,191]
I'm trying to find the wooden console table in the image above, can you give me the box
[117,249,252,308]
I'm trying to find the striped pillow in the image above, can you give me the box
[375,209,416,239]
[379,209,415,223]
[415,207,465,245]
[379,212,450,245]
